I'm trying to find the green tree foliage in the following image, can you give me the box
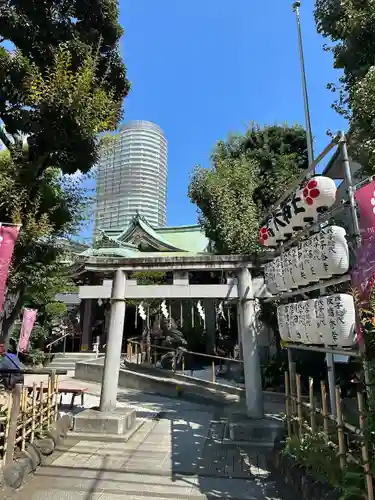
[0,0,130,175]
[314,0,375,171]
[0,0,129,342]
[188,124,308,254]
[0,150,89,342]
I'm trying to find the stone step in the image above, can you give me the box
[52,351,98,359]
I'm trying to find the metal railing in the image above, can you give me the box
[45,331,71,356]
[126,338,243,385]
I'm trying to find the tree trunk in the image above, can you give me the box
[0,290,23,346]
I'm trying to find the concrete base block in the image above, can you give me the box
[227,415,285,448]
[70,418,145,442]
[73,407,136,435]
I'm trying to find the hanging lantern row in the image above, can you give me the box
[259,176,337,247]
[264,225,349,293]
[217,302,225,320]
[197,301,205,321]
[138,303,146,321]
[160,300,169,319]
[277,293,356,347]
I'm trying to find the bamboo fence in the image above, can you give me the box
[285,371,374,500]
[0,375,60,465]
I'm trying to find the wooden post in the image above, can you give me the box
[21,387,27,451]
[153,350,157,367]
[212,360,215,383]
[296,373,303,438]
[320,380,329,444]
[182,356,185,373]
[47,376,52,426]
[357,390,374,500]
[135,343,138,364]
[39,382,44,429]
[335,386,346,469]
[309,377,317,434]
[50,371,56,422]
[5,384,22,465]
[54,376,59,422]
[288,349,297,413]
[285,371,292,438]
[31,383,37,442]
[172,351,176,372]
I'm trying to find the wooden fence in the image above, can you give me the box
[285,371,374,500]
[0,375,60,465]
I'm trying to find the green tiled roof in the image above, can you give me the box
[93,214,210,255]
[156,225,209,253]
[79,247,141,258]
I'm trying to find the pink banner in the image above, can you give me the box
[351,180,375,305]
[18,308,37,353]
[351,180,375,347]
[0,225,20,313]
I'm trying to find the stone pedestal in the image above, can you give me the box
[227,416,284,448]
[72,407,143,442]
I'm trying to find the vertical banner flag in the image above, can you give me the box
[0,224,21,313]
[18,308,37,353]
[351,180,375,346]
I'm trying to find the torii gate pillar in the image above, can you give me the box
[237,267,264,419]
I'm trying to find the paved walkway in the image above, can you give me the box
[10,379,292,500]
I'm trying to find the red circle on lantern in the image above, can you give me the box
[307,180,317,189]
[303,188,309,198]
[306,197,313,205]
[310,188,320,199]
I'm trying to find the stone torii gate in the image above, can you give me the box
[77,254,270,420]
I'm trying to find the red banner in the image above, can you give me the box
[18,308,37,353]
[0,225,20,313]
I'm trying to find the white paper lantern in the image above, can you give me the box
[283,250,298,289]
[296,242,310,288]
[300,238,319,284]
[280,253,294,291]
[264,261,278,295]
[287,302,299,342]
[314,296,330,343]
[285,189,308,232]
[277,305,290,341]
[321,226,349,277]
[295,301,308,343]
[273,256,287,292]
[289,246,302,288]
[309,232,326,279]
[272,207,290,241]
[303,299,322,344]
[301,176,337,214]
[324,294,356,347]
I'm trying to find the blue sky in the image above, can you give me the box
[1,1,346,240]
[112,0,346,232]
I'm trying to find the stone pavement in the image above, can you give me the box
[10,379,292,500]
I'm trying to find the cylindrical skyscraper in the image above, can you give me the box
[95,120,167,233]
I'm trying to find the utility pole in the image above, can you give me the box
[293,1,314,168]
